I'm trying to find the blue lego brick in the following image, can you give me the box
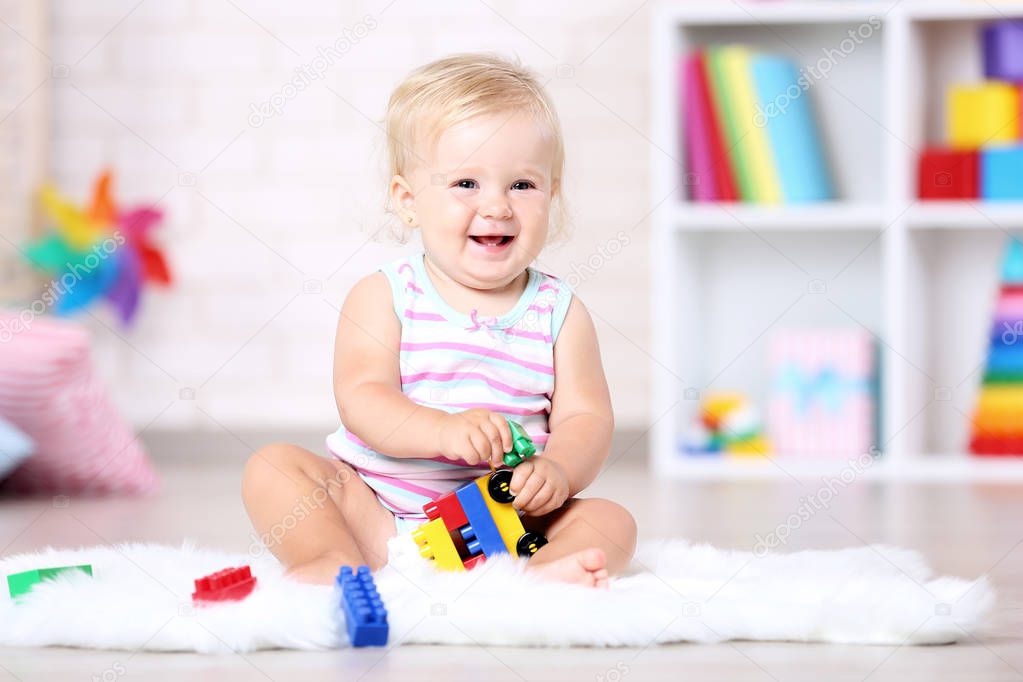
[459,526,483,557]
[982,146,1023,200]
[454,482,508,558]
[336,566,388,647]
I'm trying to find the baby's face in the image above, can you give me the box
[405,111,556,290]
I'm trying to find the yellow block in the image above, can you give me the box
[976,385,1023,411]
[473,475,525,556]
[410,518,464,572]
[725,435,771,456]
[948,82,1019,148]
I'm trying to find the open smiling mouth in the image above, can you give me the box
[469,235,514,246]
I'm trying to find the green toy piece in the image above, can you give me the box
[7,564,93,599]
[503,419,537,468]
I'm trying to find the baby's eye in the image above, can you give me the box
[512,180,535,190]
[454,179,477,189]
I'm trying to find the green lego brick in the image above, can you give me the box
[7,564,93,599]
[503,419,537,467]
[983,370,1023,385]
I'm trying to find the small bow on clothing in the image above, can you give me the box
[465,309,503,340]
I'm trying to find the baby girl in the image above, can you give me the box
[242,53,636,588]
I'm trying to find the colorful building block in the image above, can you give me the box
[191,565,257,604]
[411,424,548,571]
[948,82,1020,148]
[336,566,388,647]
[918,148,979,199]
[423,490,469,532]
[454,483,508,558]
[984,21,1023,81]
[411,518,465,571]
[7,564,92,599]
[504,420,537,467]
[982,146,1023,199]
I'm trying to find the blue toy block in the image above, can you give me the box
[459,526,483,557]
[982,146,1023,200]
[454,483,507,558]
[1002,238,1023,285]
[984,20,1023,81]
[336,566,388,647]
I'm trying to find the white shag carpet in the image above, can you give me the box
[0,534,994,652]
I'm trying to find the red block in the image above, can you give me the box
[970,435,1023,456]
[192,565,257,604]
[462,555,486,570]
[422,491,469,532]
[918,148,979,199]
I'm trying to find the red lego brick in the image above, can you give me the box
[970,435,1023,456]
[918,148,979,199]
[191,565,257,604]
[462,555,486,570]
[423,490,469,532]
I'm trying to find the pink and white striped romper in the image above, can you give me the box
[326,252,574,529]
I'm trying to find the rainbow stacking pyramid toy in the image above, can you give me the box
[970,237,1023,456]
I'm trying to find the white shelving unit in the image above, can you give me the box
[649,1,1023,481]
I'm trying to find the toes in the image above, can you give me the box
[578,548,607,571]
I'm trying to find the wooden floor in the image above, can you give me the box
[1,434,1021,681]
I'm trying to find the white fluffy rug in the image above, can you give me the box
[0,534,993,652]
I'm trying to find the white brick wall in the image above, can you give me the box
[38,0,656,437]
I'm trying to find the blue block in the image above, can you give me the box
[459,526,483,557]
[336,566,388,647]
[454,482,507,558]
[1002,238,1023,285]
[981,146,1023,200]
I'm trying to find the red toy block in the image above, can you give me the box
[423,490,469,532]
[970,434,1023,456]
[192,565,257,604]
[462,555,486,570]
[918,148,979,199]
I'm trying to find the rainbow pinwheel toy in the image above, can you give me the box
[22,170,172,326]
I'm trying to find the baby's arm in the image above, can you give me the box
[511,297,614,511]
[333,273,512,463]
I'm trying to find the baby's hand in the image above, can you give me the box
[437,409,512,467]
[510,458,569,516]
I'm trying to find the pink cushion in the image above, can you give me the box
[0,311,159,495]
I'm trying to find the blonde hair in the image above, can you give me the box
[384,52,569,241]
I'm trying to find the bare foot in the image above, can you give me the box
[528,548,610,589]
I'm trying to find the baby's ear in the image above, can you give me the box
[389,174,418,226]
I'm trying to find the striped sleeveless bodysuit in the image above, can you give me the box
[326,252,574,529]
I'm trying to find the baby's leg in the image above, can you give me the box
[522,498,637,589]
[241,442,396,584]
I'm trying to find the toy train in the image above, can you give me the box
[411,420,548,571]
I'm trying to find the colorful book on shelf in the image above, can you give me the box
[751,54,834,202]
[971,238,1023,456]
[694,51,739,201]
[681,53,719,201]
[709,46,782,204]
[705,47,754,201]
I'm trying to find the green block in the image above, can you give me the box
[983,371,1023,385]
[502,419,537,468]
[7,564,93,599]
